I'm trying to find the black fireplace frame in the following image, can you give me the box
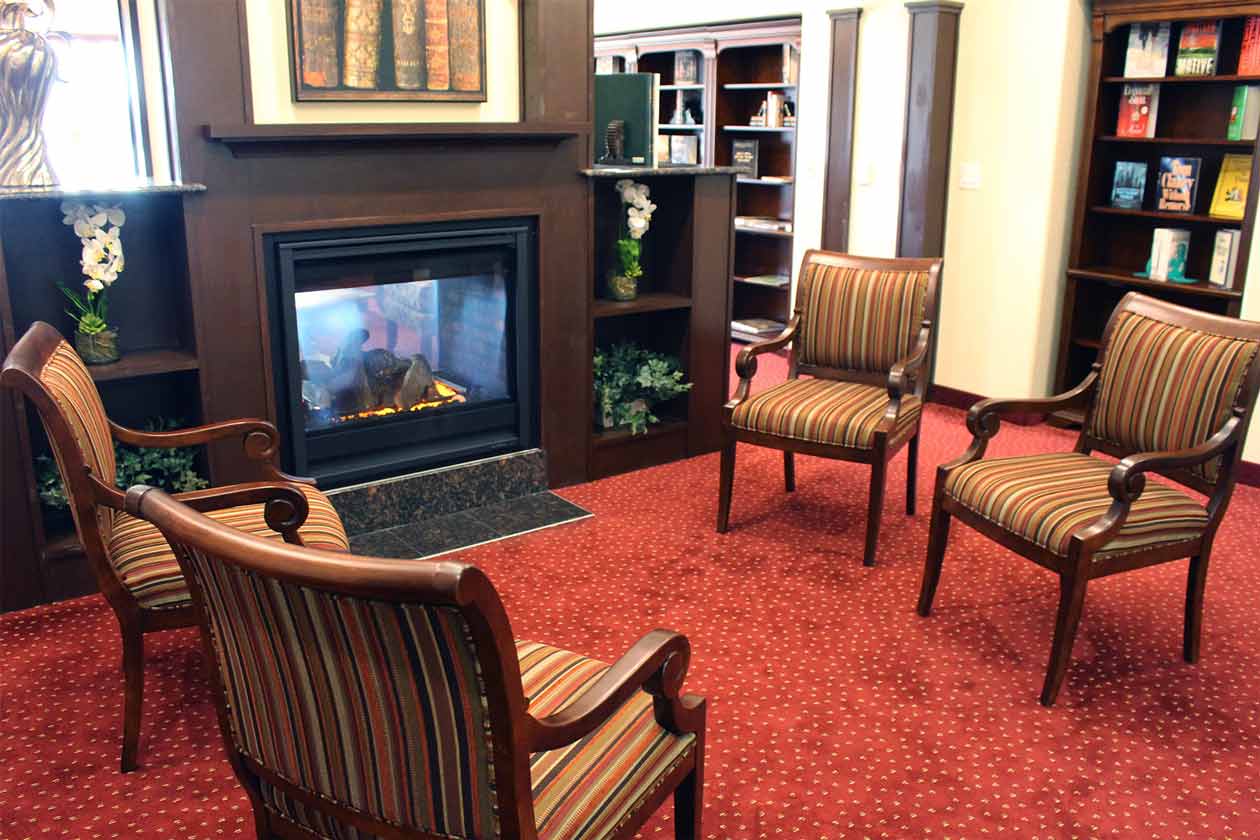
[264,218,538,487]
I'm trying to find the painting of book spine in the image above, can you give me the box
[289,0,486,101]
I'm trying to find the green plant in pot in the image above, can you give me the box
[59,201,125,365]
[593,342,692,434]
[607,179,656,301]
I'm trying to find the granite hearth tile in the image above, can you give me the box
[348,527,418,559]
[329,448,549,536]
[388,511,501,558]
[472,492,591,539]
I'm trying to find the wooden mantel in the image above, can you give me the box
[203,122,588,154]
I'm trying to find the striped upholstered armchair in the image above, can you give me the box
[0,322,349,771]
[719,250,942,566]
[917,293,1260,705]
[126,485,707,840]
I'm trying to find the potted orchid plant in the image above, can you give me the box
[59,202,125,364]
[608,178,657,301]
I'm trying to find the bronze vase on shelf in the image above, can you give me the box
[0,5,58,187]
[75,328,119,366]
[606,271,639,302]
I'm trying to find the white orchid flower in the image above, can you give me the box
[84,278,104,293]
[102,206,126,227]
[88,209,108,227]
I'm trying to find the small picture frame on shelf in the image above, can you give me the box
[674,52,699,85]
[732,139,759,178]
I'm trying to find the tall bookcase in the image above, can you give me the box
[595,18,802,339]
[1056,0,1260,423]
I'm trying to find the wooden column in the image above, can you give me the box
[822,9,861,252]
[897,1,963,258]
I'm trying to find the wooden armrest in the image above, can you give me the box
[124,481,311,544]
[730,316,800,406]
[526,630,701,752]
[110,419,316,486]
[965,372,1099,440]
[887,322,931,400]
[1107,415,1243,504]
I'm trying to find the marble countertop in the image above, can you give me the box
[582,165,738,178]
[0,178,207,201]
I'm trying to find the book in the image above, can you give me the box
[1174,20,1222,76]
[1148,227,1192,282]
[1116,84,1160,138]
[391,0,424,90]
[423,0,451,90]
[1156,156,1201,213]
[342,0,384,89]
[766,92,785,128]
[595,73,660,166]
[595,55,620,74]
[782,44,800,85]
[655,134,670,165]
[732,139,759,178]
[1124,22,1171,77]
[731,318,785,336]
[669,135,699,165]
[1210,153,1252,220]
[737,274,790,288]
[448,0,482,92]
[1227,86,1260,141]
[1209,229,1242,287]
[1242,17,1260,75]
[298,0,341,88]
[734,216,793,234]
[674,52,699,85]
[1110,161,1147,209]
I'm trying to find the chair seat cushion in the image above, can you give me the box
[945,452,1209,557]
[107,484,349,609]
[730,378,921,449]
[520,641,696,840]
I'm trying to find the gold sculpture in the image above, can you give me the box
[0,1,59,187]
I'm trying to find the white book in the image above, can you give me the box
[1150,227,1191,281]
[1125,23,1172,78]
[1209,229,1242,287]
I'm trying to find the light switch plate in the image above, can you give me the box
[959,161,982,190]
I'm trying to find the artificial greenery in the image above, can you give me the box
[615,238,643,281]
[593,342,692,434]
[35,418,209,511]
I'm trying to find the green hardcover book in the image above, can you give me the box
[595,73,659,166]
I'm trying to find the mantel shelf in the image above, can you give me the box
[204,122,586,151]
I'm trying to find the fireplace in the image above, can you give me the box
[264,219,538,486]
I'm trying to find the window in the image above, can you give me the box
[42,0,147,183]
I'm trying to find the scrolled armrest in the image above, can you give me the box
[730,317,800,407]
[887,323,931,400]
[1107,415,1243,503]
[170,481,311,542]
[110,419,315,485]
[965,372,1099,441]
[526,629,700,752]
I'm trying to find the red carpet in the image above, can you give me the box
[5,350,1260,838]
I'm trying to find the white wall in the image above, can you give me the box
[244,0,521,124]
[1239,233,1260,461]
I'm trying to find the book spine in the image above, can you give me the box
[1229,86,1246,141]
[392,0,425,90]
[298,0,340,88]
[1150,228,1169,280]
[1227,230,1243,288]
[343,0,384,89]
[424,0,451,91]
[1209,231,1233,286]
[448,0,482,92]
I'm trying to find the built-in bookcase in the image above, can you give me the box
[1056,1,1260,423]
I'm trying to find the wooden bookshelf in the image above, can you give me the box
[1054,1,1260,425]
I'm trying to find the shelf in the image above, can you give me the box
[41,531,83,563]
[87,348,200,382]
[659,124,705,131]
[592,418,688,449]
[1067,267,1241,299]
[1103,74,1260,84]
[205,122,585,153]
[1097,135,1253,147]
[593,293,692,318]
[1090,206,1244,225]
[733,276,790,291]
[660,84,705,91]
[735,226,793,239]
[737,177,794,186]
[723,125,796,133]
[1071,336,1102,350]
[723,82,796,90]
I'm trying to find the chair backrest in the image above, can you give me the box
[126,486,538,840]
[1,322,118,561]
[1085,293,1260,489]
[793,250,942,379]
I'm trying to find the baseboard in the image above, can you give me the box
[928,385,1260,487]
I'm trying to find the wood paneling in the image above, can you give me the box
[822,9,861,252]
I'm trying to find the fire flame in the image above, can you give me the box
[336,381,466,423]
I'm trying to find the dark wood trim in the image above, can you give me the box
[897,1,964,258]
[204,122,586,153]
[821,9,861,251]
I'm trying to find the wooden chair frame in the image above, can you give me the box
[1,321,318,772]
[718,250,943,566]
[126,486,708,840]
[916,293,1260,706]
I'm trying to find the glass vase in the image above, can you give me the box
[75,328,120,366]
[606,272,639,302]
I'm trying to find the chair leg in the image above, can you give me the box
[716,440,736,533]
[905,434,919,516]
[121,626,144,773]
[783,451,796,493]
[1041,572,1088,707]
[1184,553,1209,664]
[862,458,887,567]
[916,502,952,616]
[674,765,702,839]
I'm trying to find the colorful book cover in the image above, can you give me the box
[1156,156,1202,213]
[1124,22,1171,77]
[1210,154,1253,220]
[1227,86,1260,141]
[1243,17,1260,75]
[1117,83,1160,137]
[1174,20,1222,77]
[1110,161,1147,209]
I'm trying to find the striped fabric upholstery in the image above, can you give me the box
[731,378,921,449]
[108,484,348,609]
[796,261,929,372]
[1089,311,1259,483]
[39,342,118,539]
[521,642,696,840]
[945,452,1208,557]
[178,545,498,840]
